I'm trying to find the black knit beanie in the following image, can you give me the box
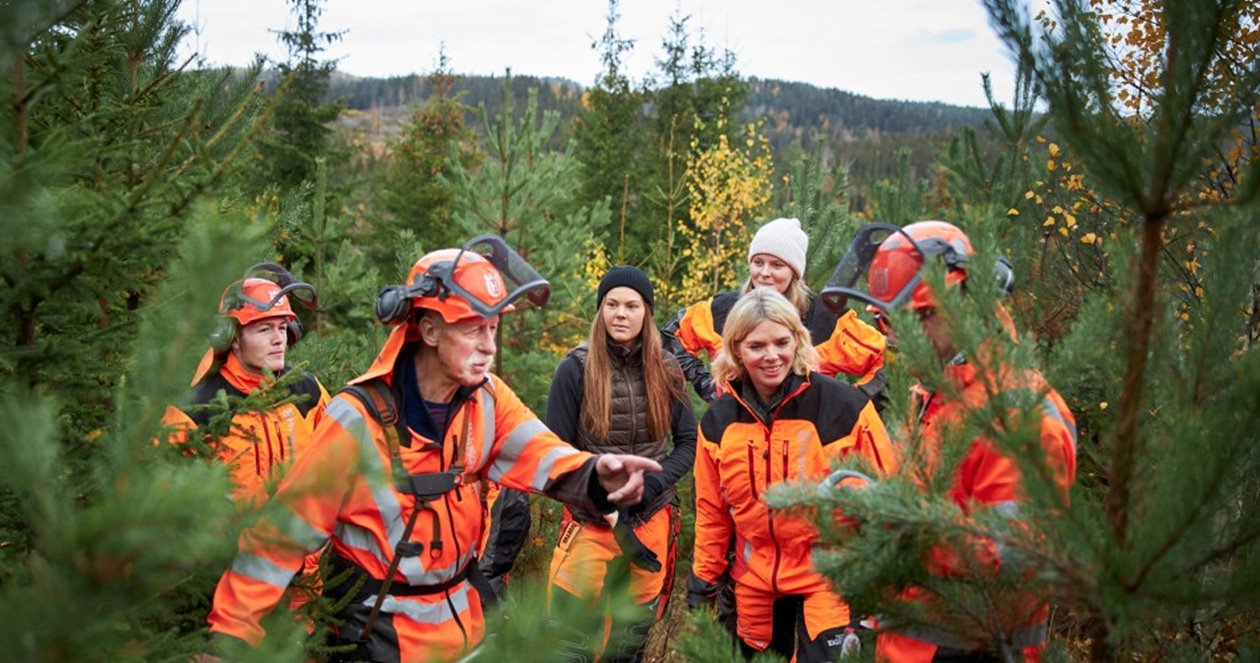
[596,265,655,311]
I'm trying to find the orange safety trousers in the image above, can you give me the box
[549,507,672,605]
[876,632,1044,662]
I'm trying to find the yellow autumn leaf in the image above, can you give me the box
[1080,232,1097,243]
[1025,190,1035,200]
[1047,160,1058,171]
[1007,208,1020,216]
[1043,216,1056,226]
[1064,213,1077,228]
[1058,226,1070,237]
[1048,142,1061,157]
[1100,402,1109,410]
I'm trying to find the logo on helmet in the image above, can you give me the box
[870,268,889,299]
[483,272,503,299]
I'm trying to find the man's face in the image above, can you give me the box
[233,317,289,374]
[435,315,499,386]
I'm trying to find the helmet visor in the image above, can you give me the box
[820,223,931,313]
[425,235,551,318]
[228,263,318,313]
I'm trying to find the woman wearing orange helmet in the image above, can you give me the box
[822,221,1077,662]
[686,288,895,662]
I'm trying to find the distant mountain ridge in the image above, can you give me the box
[328,71,990,141]
[326,72,994,186]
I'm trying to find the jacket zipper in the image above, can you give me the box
[842,326,882,353]
[746,444,759,502]
[766,428,782,595]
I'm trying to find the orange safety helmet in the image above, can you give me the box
[375,235,551,325]
[208,264,318,352]
[821,221,1012,314]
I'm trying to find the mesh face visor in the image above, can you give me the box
[820,223,929,313]
[224,263,318,313]
[427,235,551,318]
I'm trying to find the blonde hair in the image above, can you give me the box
[580,299,683,441]
[740,275,812,317]
[711,288,819,387]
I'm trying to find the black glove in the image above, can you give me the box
[637,473,665,509]
[612,509,661,572]
[684,572,720,611]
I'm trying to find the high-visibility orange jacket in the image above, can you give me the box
[876,354,1078,662]
[162,352,329,505]
[206,325,614,662]
[693,372,895,652]
[665,291,885,401]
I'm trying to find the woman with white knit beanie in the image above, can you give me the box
[661,217,887,405]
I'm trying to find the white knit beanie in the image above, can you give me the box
[747,217,809,278]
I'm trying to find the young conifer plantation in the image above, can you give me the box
[1,0,1257,661]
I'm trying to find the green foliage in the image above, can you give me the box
[1,0,267,436]
[256,0,347,193]
[382,52,483,256]
[445,77,612,411]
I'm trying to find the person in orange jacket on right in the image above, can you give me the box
[686,288,895,662]
[821,220,1079,662]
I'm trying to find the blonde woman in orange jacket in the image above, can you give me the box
[686,288,896,662]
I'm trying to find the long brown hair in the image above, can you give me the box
[580,304,683,441]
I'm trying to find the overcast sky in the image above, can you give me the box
[175,0,1031,108]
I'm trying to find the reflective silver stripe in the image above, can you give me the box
[274,503,329,551]
[472,388,497,473]
[402,546,476,587]
[740,539,752,566]
[992,499,1022,568]
[792,428,809,478]
[337,522,477,587]
[1041,396,1078,454]
[530,445,582,492]
[329,396,475,585]
[336,521,390,567]
[230,552,296,589]
[895,620,1047,651]
[488,418,572,487]
[367,580,474,625]
[327,398,407,551]
[993,500,1021,519]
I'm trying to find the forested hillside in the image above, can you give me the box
[326,71,994,192]
[2,1,1258,662]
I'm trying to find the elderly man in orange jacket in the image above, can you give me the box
[822,221,1078,662]
[202,236,661,662]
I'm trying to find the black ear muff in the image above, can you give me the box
[208,315,238,353]
[375,285,412,325]
[286,317,303,346]
[994,257,1016,296]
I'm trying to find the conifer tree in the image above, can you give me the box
[444,75,612,411]
[257,0,345,192]
[757,2,1260,660]
[382,49,482,257]
[0,1,292,659]
[572,0,651,262]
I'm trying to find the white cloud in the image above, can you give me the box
[176,0,1023,107]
